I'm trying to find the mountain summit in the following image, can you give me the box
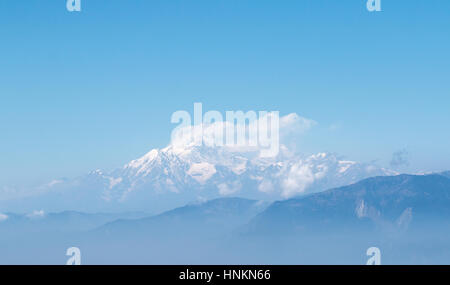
[1,143,394,213]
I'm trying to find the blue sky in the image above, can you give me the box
[1,0,449,187]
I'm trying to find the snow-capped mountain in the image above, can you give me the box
[1,143,395,213]
[110,144,394,199]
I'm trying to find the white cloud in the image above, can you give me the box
[218,181,242,196]
[0,213,8,222]
[170,112,316,156]
[258,179,275,193]
[27,210,45,219]
[281,163,316,197]
[279,113,317,136]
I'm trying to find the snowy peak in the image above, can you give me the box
[7,144,395,213]
[90,145,394,204]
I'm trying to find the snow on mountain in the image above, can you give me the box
[10,142,392,213]
[0,109,397,214]
[123,145,393,197]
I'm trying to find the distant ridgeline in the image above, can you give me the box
[1,172,450,264]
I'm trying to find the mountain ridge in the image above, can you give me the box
[244,173,450,236]
[0,144,395,213]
